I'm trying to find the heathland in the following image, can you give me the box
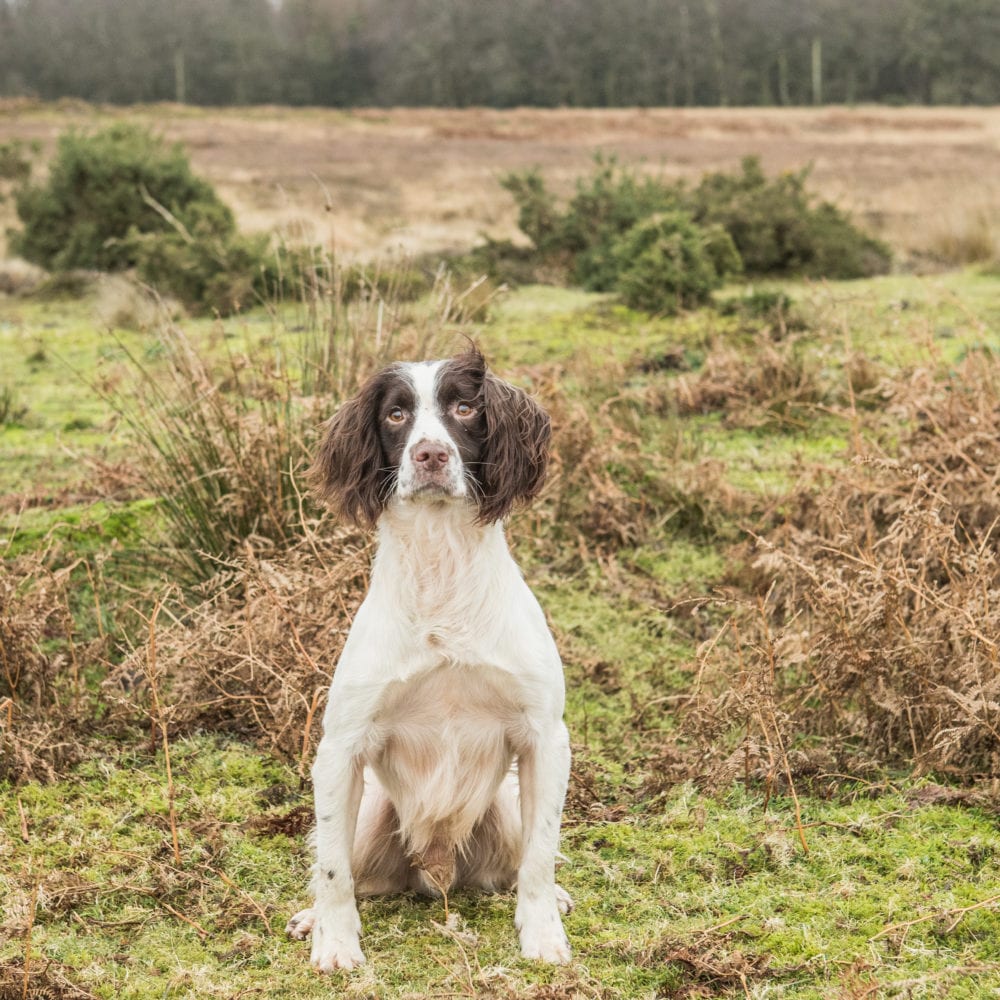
[2,104,1000,999]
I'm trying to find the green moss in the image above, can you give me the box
[625,537,726,587]
[1,498,158,556]
[5,742,1000,998]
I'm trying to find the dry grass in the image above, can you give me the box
[0,547,107,783]
[104,527,370,768]
[3,103,1000,263]
[0,958,98,999]
[0,257,44,295]
[682,348,1000,783]
[93,274,175,330]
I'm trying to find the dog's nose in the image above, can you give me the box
[412,441,450,471]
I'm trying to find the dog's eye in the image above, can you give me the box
[455,402,475,417]
[387,406,407,424]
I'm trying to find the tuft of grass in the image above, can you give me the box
[924,207,999,267]
[0,383,27,427]
[98,263,467,587]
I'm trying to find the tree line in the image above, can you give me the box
[1,0,998,108]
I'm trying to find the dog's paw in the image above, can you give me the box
[288,906,365,971]
[310,930,366,972]
[285,907,315,940]
[555,884,574,915]
[516,899,571,964]
[308,910,366,972]
[519,922,571,964]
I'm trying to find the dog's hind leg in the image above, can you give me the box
[457,772,520,892]
[353,771,411,896]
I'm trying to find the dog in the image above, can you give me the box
[286,347,572,970]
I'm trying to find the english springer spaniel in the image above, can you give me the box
[286,348,572,970]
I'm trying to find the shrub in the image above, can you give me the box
[496,156,891,311]
[612,212,741,314]
[0,139,36,183]
[690,157,891,279]
[501,157,680,290]
[10,123,236,274]
[448,238,539,288]
[131,230,274,316]
[6,122,274,315]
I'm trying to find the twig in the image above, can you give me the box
[870,892,1000,940]
[139,185,195,243]
[201,864,273,934]
[83,559,106,641]
[299,687,324,782]
[16,795,28,842]
[428,952,475,998]
[696,913,747,935]
[22,883,38,1000]
[144,599,181,864]
[944,894,1000,933]
[115,882,211,938]
[156,898,210,938]
[755,596,809,856]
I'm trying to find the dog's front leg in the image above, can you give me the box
[307,738,366,971]
[515,721,571,964]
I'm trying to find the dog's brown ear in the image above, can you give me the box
[309,373,391,528]
[475,371,551,524]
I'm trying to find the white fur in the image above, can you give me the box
[395,360,467,500]
[287,361,572,970]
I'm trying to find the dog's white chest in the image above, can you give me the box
[365,662,530,845]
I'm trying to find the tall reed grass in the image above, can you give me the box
[104,253,484,587]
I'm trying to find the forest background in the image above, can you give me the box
[1,0,999,109]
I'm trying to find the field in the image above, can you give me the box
[3,102,1000,262]
[3,104,1000,1000]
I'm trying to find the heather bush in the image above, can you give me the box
[498,155,890,309]
[613,212,741,314]
[10,123,235,273]
[690,157,891,279]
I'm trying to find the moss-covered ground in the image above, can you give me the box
[3,269,1000,997]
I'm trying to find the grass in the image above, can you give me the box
[4,265,1000,997]
[4,736,1000,998]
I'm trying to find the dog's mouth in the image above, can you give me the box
[408,481,464,500]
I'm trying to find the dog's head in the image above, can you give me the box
[311,348,550,527]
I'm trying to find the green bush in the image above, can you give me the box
[131,230,275,315]
[502,157,679,290]
[613,212,742,314]
[10,123,236,274]
[690,157,891,279]
[447,238,539,288]
[0,139,36,183]
[496,156,891,312]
